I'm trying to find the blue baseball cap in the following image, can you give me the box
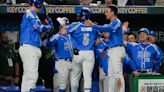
[138,28,150,35]
[30,0,45,8]
[149,30,156,36]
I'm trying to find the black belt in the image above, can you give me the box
[137,69,152,73]
[20,44,40,48]
[58,58,72,61]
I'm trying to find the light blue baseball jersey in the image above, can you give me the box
[49,33,73,59]
[67,21,97,50]
[95,39,109,75]
[126,42,163,72]
[20,9,52,47]
[92,18,123,47]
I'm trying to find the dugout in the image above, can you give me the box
[0,5,164,91]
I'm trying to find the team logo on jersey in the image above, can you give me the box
[64,42,71,51]
[137,51,143,58]
[81,27,92,32]
[145,51,151,58]
[137,51,151,62]
[145,51,151,62]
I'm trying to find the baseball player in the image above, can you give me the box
[149,30,157,44]
[126,28,163,73]
[19,0,53,91]
[67,7,97,92]
[149,30,163,68]
[94,32,109,92]
[123,32,139,92]
[127,33,137,42]
[85,5,126,92]
[49,25,73,92]
[123,53,139,92]
[149,30,163,55]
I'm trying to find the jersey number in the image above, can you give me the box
[83,33,89,46]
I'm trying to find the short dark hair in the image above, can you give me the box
[108,4,118,15]
[128,33,137,39]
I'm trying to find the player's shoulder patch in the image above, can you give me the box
[50,34,60,42]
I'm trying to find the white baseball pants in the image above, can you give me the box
[53,60,72,92]
[99,68,108,92]
[107,46,126,92]
[70,50,95,92]
[19,44,42,92]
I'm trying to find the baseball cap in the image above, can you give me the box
[138,28,150,35]
[149,30,156,36]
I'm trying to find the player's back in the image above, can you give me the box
[68,22,97,50]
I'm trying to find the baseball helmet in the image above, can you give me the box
[62,17,70,24]
[29,0,45,8]
[78,7,91,20]
[56,17,70,27]
[149,30,156,36]
[138,28,150,35]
